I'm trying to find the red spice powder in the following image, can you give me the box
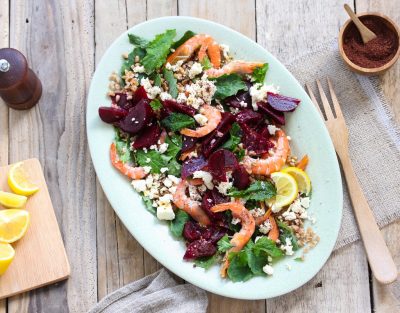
[343,16,399,68]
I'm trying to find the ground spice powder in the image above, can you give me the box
[343,16,399,68]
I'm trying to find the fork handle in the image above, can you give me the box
[340,155,398,284]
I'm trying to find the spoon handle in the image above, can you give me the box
[344,4,377,44]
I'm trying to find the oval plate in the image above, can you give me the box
[87,16,342,300]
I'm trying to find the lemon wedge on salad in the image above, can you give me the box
[8,162,39,196]
[0,243,15,275]
[0,191,27,209]
[282,167,312,195]
[269,172,299,208]
[0,209,30,243]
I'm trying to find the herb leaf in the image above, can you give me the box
[217,234,233,253]
[200,56,212,70]
[161,113,195,131]
[150,99,163,111]
[253,237,284,259]
[194,255,217,269]
[165,134,182,159]
[135,150,169,173]
[114,130,132,163]
[227,251,254,282]
[171,30,196,50]
[277,220,299,251]
[221,122,241,150]
[163,68,178,98]
[228,180,276,201]
[142,29,176,75]
[251,63,269,84]
[142,196,156,215]
[128,34,149,48]
[120,47,146,77]
[170,210,190,238]
[213,74,247,100]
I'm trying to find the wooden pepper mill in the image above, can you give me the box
[0,48,42,110]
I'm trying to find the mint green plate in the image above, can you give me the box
[87,16,342,300]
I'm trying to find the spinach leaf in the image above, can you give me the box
[251,63,269,84]
[170,210,190,238]
[163,68,178,98]
[167,159,181,176]
[128,34,149,48]
[213,74,247,100]
[161,113,195,131]
[277,220,299,251]
[120,47,146,76]
[135,150,170,173]
[244,240,267,275]
[150,73,162,87]
[294,257,304,262]
[221,122,241,150]
[194,255,217,269]
[165,134,182,158]
[253,237,284,259]
[227,251,254,282]
[217,234,233,253]
[200,56,212,70]
[150,99,163,111]
[142,29,176,75]
[142,196,156,215]
[228,180,276,201]
[171,30,196,50]
[114,129,132,163]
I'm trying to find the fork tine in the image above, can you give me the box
[316,79,335,120]
[327,78,344,119]
[305,83,324,119]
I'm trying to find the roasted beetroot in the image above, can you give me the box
[240,123,274,155]
[111,93,133,110]
[202,189,228,221]
[98,106,128,124]
[116,99,154,134]
[267,92,300,112]
[257,101,285,125]
[201,112,235,157]
[183,221,205,242]
[182,136,197,153]
[162,99,196,117]
[232,165,251,190]
[202,226,226,244]
[132,124,161,149]
[183,238,217,260]
[181,156,207,179]
[208,149,238,182]
[131,86,148,105]
[235,109,263,127]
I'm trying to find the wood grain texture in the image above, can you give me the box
[256,1,371,311]
[8,1,97,313]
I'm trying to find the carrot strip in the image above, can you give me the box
[267,216,279,241]
[296,154,309,170]
[187,178,204,186]
[255,208,272,226]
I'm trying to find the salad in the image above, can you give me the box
[98,29,319,282]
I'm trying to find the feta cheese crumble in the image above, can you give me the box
[249,83,279,111]
[263,264,274,276]
[216,181,232,196]
[267,124,280,135]
[194,114,208,126]
[140,78,162,99]
[188,62,203,79]
[193,171,214,189]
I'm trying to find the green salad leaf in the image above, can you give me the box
[217,234,233,253]
[200,56,212,70]
[135,150,169,173]
[251,63,269,84]
[253,237,284,259]
[227,250,254,282]
[142,196,156,215]
[120,47,146,77]
[171,30,196,50]
[213,74,247,100]
[221,122,242,150]
[151,73,162,87]
[167,159,181,176]
[165,134,182,159]
[163,68,178,98]
[161,113,195,131]
[194,255,218,269]
[234,148,245,161]
[142,29,176,74]
[277,220,299,251]
[128,34,149,48]
[114,129,132,163]
[150,99,163,111]
[228,180,276,201]
[170,210,190,238]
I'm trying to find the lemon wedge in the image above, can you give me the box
[282,167,312,196]
[8,162,39,196]
[270,172,299,207]
[0,191,27,209]
[0,243,15,275]
[0,209,30,243]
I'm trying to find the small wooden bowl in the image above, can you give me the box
[338,12,400,75]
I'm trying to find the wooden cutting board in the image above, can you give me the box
[0,158,70,299]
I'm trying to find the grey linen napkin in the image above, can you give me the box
[286,41,400,249]
[88,269,208,313]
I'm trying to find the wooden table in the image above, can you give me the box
[1,0,399,312]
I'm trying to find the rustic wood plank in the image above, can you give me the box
[178,1,264,312]
[356,2,400,313]
[8,0,97,312]
[256,1,371,312]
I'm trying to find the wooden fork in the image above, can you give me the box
[306,78,398,285]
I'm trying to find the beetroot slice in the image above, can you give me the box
[240,123,274,155]
[111,93,133,110]
[202,226,226,243]
[257,101,285,125]
[183,238,217,260]
[162,99,196,117]
[182,136,197,153]
[232,165,251,190]
[131,86,148,105]
[201,189,228,221]
[132,124,161,149]
[98,106,128,124]
[208,149,238,182]
[267,92,300,112]
[183,221,205,242]
[181,156,208,179]
[235,109,263,127]
[116,99,154,134]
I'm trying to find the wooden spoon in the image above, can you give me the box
[344,4,377,44]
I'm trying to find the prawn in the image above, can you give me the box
[110,143,148,180]
[206,60,264,78]
[166,34,221,68]
[211,202,255,277]
[180,105,221,138]
[243,130,290,175]
[172,180,211,226]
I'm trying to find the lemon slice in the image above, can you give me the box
[8,162,39,196]
[0,191,27,209]
[282,167,312,195]
[0,209,30,243]
[0,243,15,275]
[270,172,299,207]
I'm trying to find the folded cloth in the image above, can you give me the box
[88,269,208,313]
[286,41,400,249]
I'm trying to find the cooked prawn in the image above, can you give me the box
[206,60,264,78]
[180,105,221,138]
[211,202,255,277]
[243,130,290,175]
[173,180,211,226]
[110,143,148,180]
[166,34,221,68]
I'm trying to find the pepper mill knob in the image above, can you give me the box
[0,48,42,110]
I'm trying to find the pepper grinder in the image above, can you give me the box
[0,48,42,110]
